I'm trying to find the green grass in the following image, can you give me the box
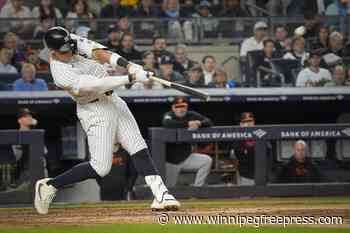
[0,224,348,233]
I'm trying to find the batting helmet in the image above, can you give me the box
[44,26,77,53]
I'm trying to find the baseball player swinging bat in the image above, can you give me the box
[34,26,180,215]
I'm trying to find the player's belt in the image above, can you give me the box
[88,90,114,104]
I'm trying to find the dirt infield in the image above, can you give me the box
[0,198,349,228]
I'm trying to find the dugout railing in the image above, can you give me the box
[0,130,45,204]
[146,124,350,199]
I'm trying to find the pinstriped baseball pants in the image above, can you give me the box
[77,94,147,177]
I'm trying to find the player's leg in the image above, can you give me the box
[112,95,180,210]
[35,120,116,214]
[181,153,213,187]
[165,163,182,187]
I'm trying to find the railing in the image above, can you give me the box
[0,16,348,45]
[147,124,350,199]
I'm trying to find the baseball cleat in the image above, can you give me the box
[151,192,180,211]
[34,178,57,215]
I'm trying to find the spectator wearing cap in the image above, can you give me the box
[0,48,17,74]
[13,63,48,91]
[208,68,229,88]
[0,0,32,35]
[159,55,185,85]
[278,140,321,183]
[185,65,205,87]
[152,36,175,67]
[162,97,213,187]
[296,50,332,87]
[240,21,268,57]
[311,25,329,51]
[202,55,217,85]
[219,0,249,17]
[325,65,346,87]
[283,36,309,67]
[173,44,198,75]
[133,0,159,17]
[190,1,218,38]
[100,0,131,18]
[115,32,142,62]
[104,24,120,53]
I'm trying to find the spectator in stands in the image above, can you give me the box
[115,32,142,62]
[274,26,290,53]
[240,21,268,57]
[325,65,346,86]
[133,0,159,17]
[185,65,205,87]
[326,0,350,16]
[160,0,192,41]
[104,24,120,53]
[296,50,332,87]
[208,68,229,88]
[33,15,56,40]
[32,0,63,24]
[159,55,185,85]
[0,0,32,35]
[65,0,95,31]
[162,96,213,187]
[173,44,198,75]
[116,16,131,34]
[201,55,217,85]
[26,49,49,72]
[220,0,249,17]
[0,48,17,74]
[253,39,283,86]
[190,0,218,38]
[3,32,26,71]
[100,0,131,18]
[311,25,329,50]
[283,36,309,67]
[278,140,321,183]
[13,63,48,91]
[141,51,158,74]
[0,0,6,11]
[152,36,175,67]
[326,31,350,57]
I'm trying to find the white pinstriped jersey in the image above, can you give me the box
[50,55,110,104]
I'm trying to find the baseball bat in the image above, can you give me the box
[149,76,210,101]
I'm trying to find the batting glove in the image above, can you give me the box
[128,63,153,83]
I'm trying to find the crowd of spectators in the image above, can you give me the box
[0,0,348,90]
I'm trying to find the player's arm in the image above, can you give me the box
[51,64,134,97]
[71,34,143,74]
